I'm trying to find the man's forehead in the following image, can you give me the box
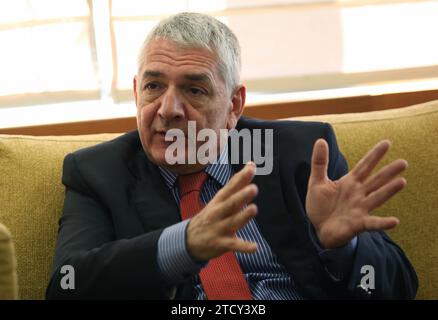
[144,39,216,61]
[141,69,213,84]
[140,40,220,79]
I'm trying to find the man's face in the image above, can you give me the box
[134,39,244,174]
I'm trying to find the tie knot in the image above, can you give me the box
[178,171,208,197]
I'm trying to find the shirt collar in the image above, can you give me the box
[158,145,231,189]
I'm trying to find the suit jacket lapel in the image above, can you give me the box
[128,148,194,299]
[129,149,180,232]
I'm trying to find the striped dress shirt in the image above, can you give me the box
[157,147,302,300]
[156,146,356,299]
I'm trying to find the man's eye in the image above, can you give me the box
[189,87,205,96]
[144,83,160,90]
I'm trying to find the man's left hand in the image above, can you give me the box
[305,139,407,249]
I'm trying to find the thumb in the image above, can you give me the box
[310,139,329,184]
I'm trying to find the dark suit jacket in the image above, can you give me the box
[46,117,418,299]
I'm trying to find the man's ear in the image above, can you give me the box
[133,76,138,105]
[227,85,246,130]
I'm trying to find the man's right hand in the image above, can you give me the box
[186,162,259,262]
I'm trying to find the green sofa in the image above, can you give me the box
[1,99,437,299]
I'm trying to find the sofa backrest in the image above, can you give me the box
[0,99,437,299]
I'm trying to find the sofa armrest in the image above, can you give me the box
[0,223,18,299]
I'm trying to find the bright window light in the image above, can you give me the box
[341,1,438,73]
[113,20,160,90]
[0,0,88,23]
[0,0,96,97]
[0,22,97,96]
[111,0,187,16]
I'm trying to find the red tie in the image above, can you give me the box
[178,171,253,300]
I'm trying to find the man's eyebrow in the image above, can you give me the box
[142,70,164,79]
[183,73,212,84]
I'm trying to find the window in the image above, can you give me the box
[1,0,437,126]
[0,0,98,106]
[111,0,438,99]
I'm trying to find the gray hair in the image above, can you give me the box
[137,12,241,93]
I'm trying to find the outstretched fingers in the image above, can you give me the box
[309,139,329,184]
[218,204,259,253]
[351,140,391,182]
[363,159,408,195]
[220,203,258,234]
[222,236,258,254]
[364,177,407,212]
[214,184,258,221]
[213,162,256,203]
[363,215,399,231]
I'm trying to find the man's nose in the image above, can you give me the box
[158,88,185,121]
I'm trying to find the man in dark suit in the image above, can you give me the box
[46,12,417,299]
